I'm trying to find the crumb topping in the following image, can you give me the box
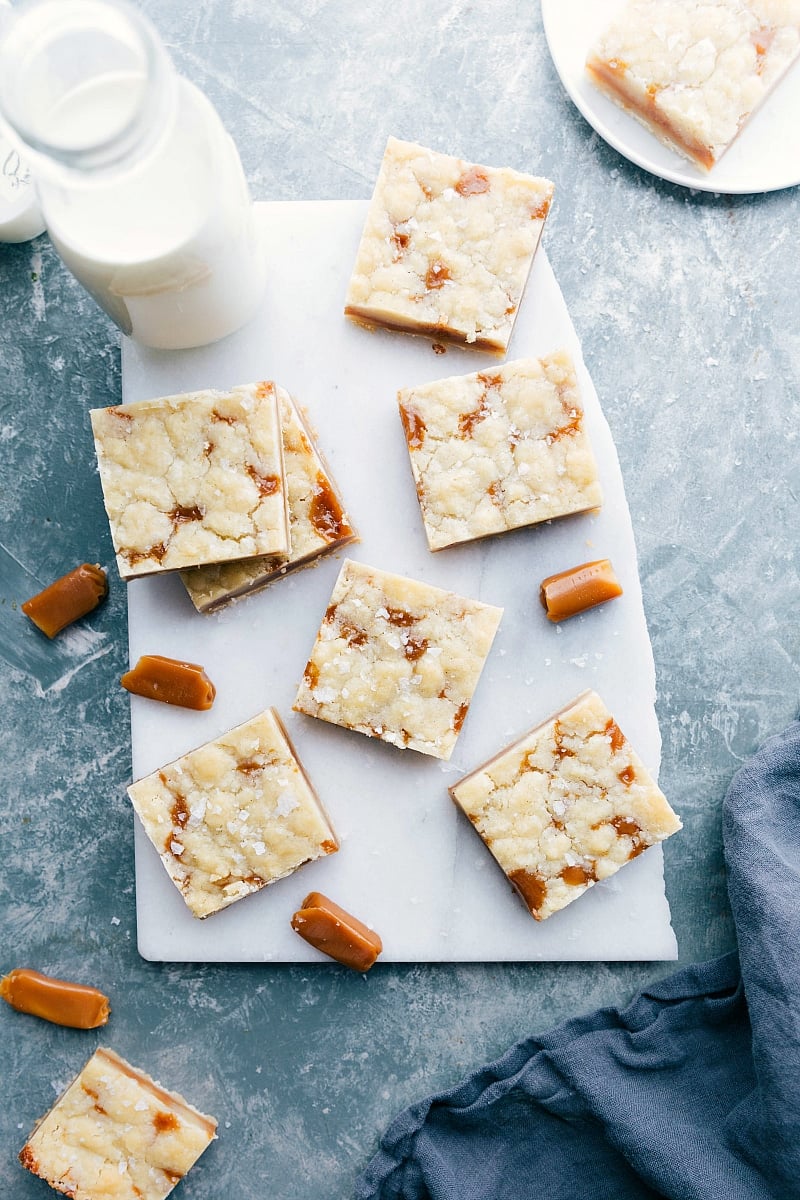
[90,382,288,579]
[345,136,554,352]
[293,559,502,761]
[587,0,800,168]
[450,690,681,920]
[19,1048,216,1200]
[127,709,338,919]
[398,350,603,551]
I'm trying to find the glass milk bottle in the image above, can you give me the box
[0,0,266,349]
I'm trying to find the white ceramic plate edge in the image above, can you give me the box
[541,0,800,194]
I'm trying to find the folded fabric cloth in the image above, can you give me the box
[355,721,800,1200]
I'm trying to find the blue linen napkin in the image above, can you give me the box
[355,721,800,1200]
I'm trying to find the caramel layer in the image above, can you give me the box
[586,58,715,169]
[345,305,507,355]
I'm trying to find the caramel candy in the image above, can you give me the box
[0,968,110,1029]
[121,655,216,710]
[539,559,622,622]
[21,563,107,638]
[291,892,383,971]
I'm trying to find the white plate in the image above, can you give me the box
[542,0,800,194]
[122,200,678,964]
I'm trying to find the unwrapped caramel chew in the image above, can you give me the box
[540,559,622,622]
[19,1047,216,1200]
[291,892,383,971]
[0,968,110,1029]
[21,563,107,638]
[121,655,216,710]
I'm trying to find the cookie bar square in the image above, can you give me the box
[90,381,289,580]
[181,385,357,612]
[345,136,554,354]
[127,708,338,919]
[398,350,602,551]
[450,690,681,921]
[586,0,800,170]
[19,1047,216,1200]
[293,559,502,760]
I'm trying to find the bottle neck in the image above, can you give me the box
[0,0,174,177]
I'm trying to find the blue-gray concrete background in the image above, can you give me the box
[1,3,798,1197]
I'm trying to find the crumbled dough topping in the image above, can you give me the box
[90,381,289,580]
[345,136,555,353]
[450,690,681,920]
[20,1047,216,1200]
[293,559,503,760]
[587,0,800,168]
[127,708,338,919]
[398,350,602,551]
[181,386,357,612]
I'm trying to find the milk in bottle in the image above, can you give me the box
[0,0,266,348]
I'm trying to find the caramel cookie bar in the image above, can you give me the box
[450,690,681,921]
[181,385,357,612]
[293,559,502,760]
[586,0,800,170]
[345,136,554,353]
[20,1047,216,1200]
[90,381,289,580]
[127,708,338,919]
[398,350,602,551]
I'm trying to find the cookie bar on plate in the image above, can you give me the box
[128,708,338,918]
[586,0,800,170]
[90,381,289,580]
[398,350,602,551]
[450,690,681,920]
[20,1047,216,1200]
[293,559,503,760]
[181,384,357,612]
[345,136,554,353]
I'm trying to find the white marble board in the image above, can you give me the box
[121,200,678,963]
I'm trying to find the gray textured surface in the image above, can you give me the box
[0,2,798,1197]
